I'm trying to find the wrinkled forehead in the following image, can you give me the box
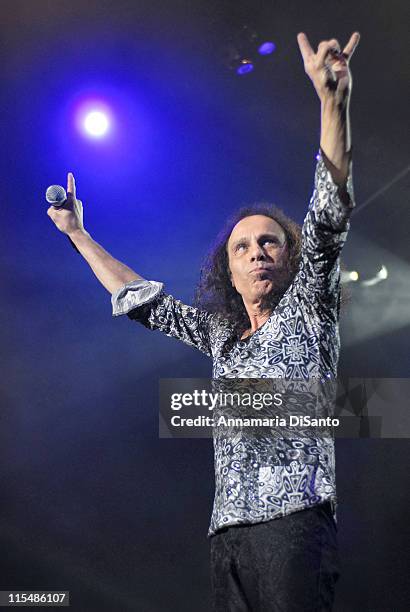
[227,215,286,248]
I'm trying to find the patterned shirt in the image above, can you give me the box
[111,148,355,537]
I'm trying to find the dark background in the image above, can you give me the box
[1,1,409,610]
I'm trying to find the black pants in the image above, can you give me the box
[210,503,339,612]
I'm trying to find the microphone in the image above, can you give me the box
[45,184,80,253]
[45,184,67,207]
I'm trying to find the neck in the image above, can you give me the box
[238,264,295,339]
[242,301,272,336]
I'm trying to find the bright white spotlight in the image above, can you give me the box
[378,265,388,279]
[84,111,109,137]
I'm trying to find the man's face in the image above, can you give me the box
[227,215,288,304]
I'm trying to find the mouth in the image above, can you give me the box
[249,266,274,275]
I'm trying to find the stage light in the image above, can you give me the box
[379,265,388,279]
[237,59,254,75]
[258,41,276,55]
[341,266,390,286]
[224,28,275,75]
[362,265,388,287]
[84,111,109,137]
[341,269,359,284]
[72,97,114,141]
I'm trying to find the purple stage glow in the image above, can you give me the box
[258,41,276,55]
[58,84,154,178]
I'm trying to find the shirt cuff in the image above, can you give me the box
[111,279,164,317]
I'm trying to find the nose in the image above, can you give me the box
[249,241,266,262]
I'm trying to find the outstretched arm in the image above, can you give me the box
[47,172,219,356]
[297,31,360,188]
[47,172,143,294]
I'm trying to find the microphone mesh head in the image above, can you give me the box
[46,184,67,205]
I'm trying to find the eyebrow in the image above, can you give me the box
[231,232,285,249]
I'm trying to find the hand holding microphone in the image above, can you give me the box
[46,173,84,253]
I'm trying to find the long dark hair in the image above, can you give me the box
[193,203,349,336]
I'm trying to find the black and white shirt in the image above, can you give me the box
[111,148,355,537]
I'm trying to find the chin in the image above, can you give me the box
[253,279,273,297]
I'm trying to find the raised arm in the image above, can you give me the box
[47,172,143,294]
[293,32,360,310]
[297,31,360,190]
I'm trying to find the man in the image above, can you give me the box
[47,32,360,611]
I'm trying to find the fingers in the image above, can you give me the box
[67,172,76,199]
[343,32,360,60]
[297,32,314,62]
[298,32,360,67]
[317,39,341,67]
[74,198,83,217]
[76,199,84,223]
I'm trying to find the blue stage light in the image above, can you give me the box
[258,41,276,55]
[237,60,254,75]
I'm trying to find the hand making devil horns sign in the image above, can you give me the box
[297,32,360,104]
